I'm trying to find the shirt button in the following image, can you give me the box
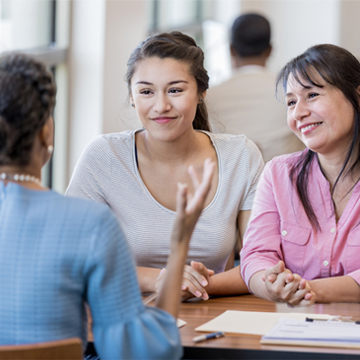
[330,228,336,233]
[281,230,287,236]
[323,260,329,266]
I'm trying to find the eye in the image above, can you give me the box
[286,99,296,107]
[168,88,183,94]
[308,92,319,99]
[139,89,153,95]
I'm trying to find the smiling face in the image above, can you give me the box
[130,56,204,142]
[285,72,355,159]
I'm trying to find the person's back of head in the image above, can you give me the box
[231,13,271,59]
[0,54,55,166]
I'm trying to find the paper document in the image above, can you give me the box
[261,317,360,349]
[195,310,332,335]
[177,319,186,328]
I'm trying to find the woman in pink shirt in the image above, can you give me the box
[241,44,360,306]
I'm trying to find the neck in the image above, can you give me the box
[232,56,266,69]
[317,150,359,188]
[0,165,43,190]
[138,128,202,165]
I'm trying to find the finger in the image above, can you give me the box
[186,159,214,213]
[298,291,316,306]
[190,261,214,283]
[283,273,301,293]
[264,261,285,278]
[298,278,307,290]
[182,278,208,299]
[267,274,277,283]
[184,265,208,288]
[274,269,293,287]
[188,165,200,189]
[285,272,295,284]
[176,182,187,215]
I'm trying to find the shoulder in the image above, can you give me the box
[206,131,262,158]
[85,130,137,153]
[265,150,305,177]
[50,190,113,220]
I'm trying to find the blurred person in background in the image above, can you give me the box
[207,13,304,162]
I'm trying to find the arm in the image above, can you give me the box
[309,276,360,303]
[180,210,252,298]
[155,159,215,317]
[89,159,214,359]
[137,266,161,293]
[249,261,315,306]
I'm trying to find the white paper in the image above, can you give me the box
[177,318,186,328]
[263,317,360,342]
[195,310,332,335]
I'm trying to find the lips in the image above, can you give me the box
[299,122,323,135]
[152,117,176,124]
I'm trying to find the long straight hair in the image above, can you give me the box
[126,31,211,132]
[276,44,360,230]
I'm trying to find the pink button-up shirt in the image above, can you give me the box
[241,151,360,287]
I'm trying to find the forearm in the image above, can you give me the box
[248,270,274,301]
[206,266,249,296]
[309,276,360,303]
[155,246,188,318]
[137,266,161,293]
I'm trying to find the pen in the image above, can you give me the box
[306,317,360,324]
[305,317,329,322]
[193,331,225,343]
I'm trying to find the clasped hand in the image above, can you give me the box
[156,260,214,301]
[262,261,316,306]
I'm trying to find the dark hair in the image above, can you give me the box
[0,54,56,166]
[231,13,271,58]
[276,44,360,230]
[126,31,210,131]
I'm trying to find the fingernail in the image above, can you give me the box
[202,293,209,300]
[195,291,202,297]
[181,285,187,290]
[201,280,208,286]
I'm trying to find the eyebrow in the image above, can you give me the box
[285,86,316,98]
[135,80,189,85]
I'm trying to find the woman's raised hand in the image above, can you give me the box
[170,158,215,248]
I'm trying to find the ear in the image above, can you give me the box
[356,85,360,98]
[38,117,54,149]
[201,90,207,101]
[230,45,237,57]
[266,44,272,59]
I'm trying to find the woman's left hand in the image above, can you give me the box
[181,261,215,300]
[155,261,214,301]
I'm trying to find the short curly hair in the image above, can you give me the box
[0,53,56,166]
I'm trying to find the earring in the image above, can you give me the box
[47,145,54,154]
[131,103,135,108]
[199,98,203,103]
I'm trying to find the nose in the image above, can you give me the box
[293,99,310,122]
[153,93,171,114]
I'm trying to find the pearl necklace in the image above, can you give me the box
[0,173,41,185]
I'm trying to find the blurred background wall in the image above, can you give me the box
[1,0,359,193]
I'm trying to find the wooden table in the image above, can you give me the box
[179,294,360,359]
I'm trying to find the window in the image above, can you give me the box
[0,0,70,193]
